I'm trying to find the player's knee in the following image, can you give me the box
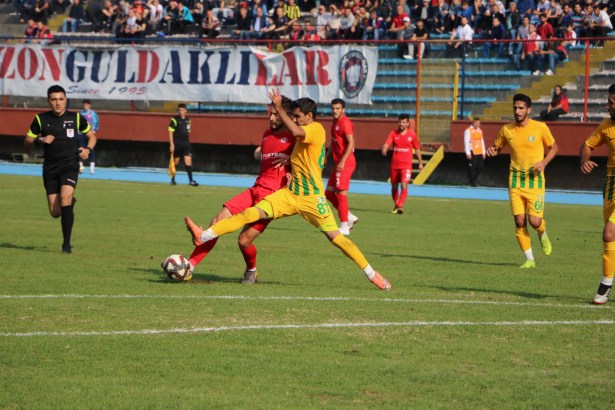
[603,228,615,243]
[237,234,252,249]
[324,230,340,243]
[210,208,232,226]
[514,215,527,228]
[528,216,542,229]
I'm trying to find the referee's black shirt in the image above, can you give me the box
[168,115,191,145]
[27,111,92,163]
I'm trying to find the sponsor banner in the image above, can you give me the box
[0,44,377,104]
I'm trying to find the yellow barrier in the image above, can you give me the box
[413,145,444,185]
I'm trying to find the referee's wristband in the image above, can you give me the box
[34,137,43,146]
[84,146,92,152]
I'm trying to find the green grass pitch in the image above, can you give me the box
[1,175,614,409]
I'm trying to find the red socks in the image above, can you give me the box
[189,238,218,268]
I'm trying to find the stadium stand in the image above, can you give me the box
[1,0,615,143]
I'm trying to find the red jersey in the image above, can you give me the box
[330,115,356,166]
[253,129,295,191]
[536,22,554,41]
[391,13,408,29]
[385,128,420,169]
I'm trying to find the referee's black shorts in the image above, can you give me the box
[42,161,79,195]
[173,143,192,159]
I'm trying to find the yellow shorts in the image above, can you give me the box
[509,187,545,217]
[255,188,339,232]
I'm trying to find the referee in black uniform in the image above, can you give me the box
[169,103,199,186]
[24,85,97,254]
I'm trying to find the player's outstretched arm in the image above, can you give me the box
[268,88,305,139]
[580,142,598,174]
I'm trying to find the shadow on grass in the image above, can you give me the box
[434,285,549,300]
[372,252,516,267]
[0,242,51,252]
[129,266,285,285]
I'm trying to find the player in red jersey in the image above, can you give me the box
[184,97,295,283]
[381,114,423,214]
[325,98,359,235]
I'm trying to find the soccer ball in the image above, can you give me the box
[162,254,192,282]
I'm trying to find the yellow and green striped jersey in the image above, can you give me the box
[288,122,326,196]
[604,176,615,201]
[585,118,615,177]
[494,119,555,189]
[584,118,615,200]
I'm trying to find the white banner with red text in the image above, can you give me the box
[0,44,377,104]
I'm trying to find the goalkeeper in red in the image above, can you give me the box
[186,89,391,290]
[381,114,423,214]
[184,96,295,283]
[580,83,615,304]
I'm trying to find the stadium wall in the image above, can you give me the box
[0,110,606,190]
[0,108,405,149]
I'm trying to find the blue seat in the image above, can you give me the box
[462,70,532,76]
[464,58,510,64]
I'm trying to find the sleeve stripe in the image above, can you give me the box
[27,114,41,138]
[78,113,92,134]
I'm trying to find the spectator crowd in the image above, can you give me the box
[11,0,615,64]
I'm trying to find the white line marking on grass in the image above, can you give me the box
[1,319,614,338]
[0,294,609,309]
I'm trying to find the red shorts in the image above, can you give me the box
[390,168,412,184]
[326,162,356,191]
[223,185,276,232]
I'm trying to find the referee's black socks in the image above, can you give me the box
[61,205,74,248]
[186,165,194,182]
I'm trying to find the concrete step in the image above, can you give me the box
[479,44,615,120]
[0,23,25,36]
[372,86,516,100]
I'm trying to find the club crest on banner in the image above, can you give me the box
[339,50,368,99]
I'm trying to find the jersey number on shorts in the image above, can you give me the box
[317,202,331,215]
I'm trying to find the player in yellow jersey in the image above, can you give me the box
[486,93,558,268]
[185,89,391,290]
[580,83,615,304]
